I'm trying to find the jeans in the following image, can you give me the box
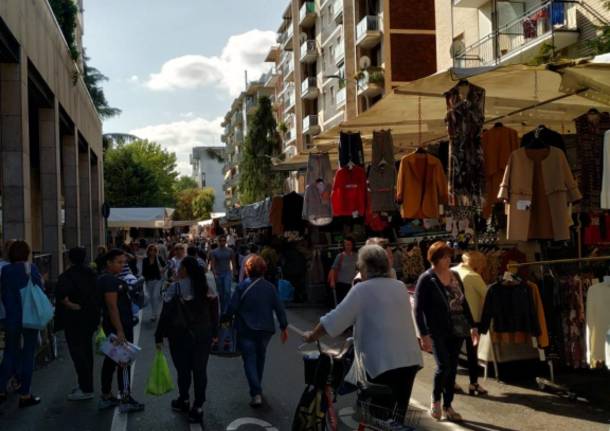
[0,326,38,395]
[216,271,233,314]
[431,335,463,408]
[237,331,272,397]
[169,331,212,407]
[65,322,96,393]
[145,279,163,319]
[368,366,419,422]
[101,324,134,395]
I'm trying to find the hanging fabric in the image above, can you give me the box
[368,130,397,213]
[302,153,333,226]
[338,131,365,167]
[444,80,486,207]
[331,165,367,217]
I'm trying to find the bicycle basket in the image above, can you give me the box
[355,399,422,431]
[303,351,331,389]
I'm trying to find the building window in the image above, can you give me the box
[201,173,206,187]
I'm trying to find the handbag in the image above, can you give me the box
[21,263,54,330]
[450,313,471,338]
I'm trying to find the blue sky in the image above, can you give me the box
[83,0,287,174]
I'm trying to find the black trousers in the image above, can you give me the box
[339,132,364,167]
[169,331,212,407]
[431,335,463,408]
[334,282,352,305]
[368,366,419,421]
[101,324,134,395]
[465,335,480,385]
[65,322,96,393]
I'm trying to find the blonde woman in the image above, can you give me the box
[142,244,166,322]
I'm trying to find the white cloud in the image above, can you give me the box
[130,116,224,175]
[129,75,140,83]
[146,29,276,96]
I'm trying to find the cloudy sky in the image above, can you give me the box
[84,0,287,174]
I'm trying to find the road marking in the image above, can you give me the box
[226,417,278,430]
[110,311,142,431]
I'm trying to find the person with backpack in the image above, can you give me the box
[142,244,166,322]
[223,256,288,407]
[55,247,100,401]
[328,237,358,304]
[0,240,43,408]
[97,249,145,413]
[155,256,219,425]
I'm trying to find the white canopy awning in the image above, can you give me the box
[108,207,175,229]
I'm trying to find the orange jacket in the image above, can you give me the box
[396,152,448,219]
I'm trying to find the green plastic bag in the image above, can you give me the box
[146,350,174,396]
[95,327,106,356]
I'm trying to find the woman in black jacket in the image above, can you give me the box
[155,257,219,425]
[414,241,478,423]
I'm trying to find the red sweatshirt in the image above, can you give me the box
[331,166,367,217]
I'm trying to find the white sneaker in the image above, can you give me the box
[67,389,95,401]
[249,395,263,407]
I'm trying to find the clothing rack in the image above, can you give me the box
[507,255,610,270]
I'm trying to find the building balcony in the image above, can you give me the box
[356,15,382,49]
[300,40,318,64]
[453,0,487,7]
[453,1,579,69]
[357,67,385,97]
[284,90,296,113]
[282,58,295,81]
[278,22,294,51]
[303,115,321,136]
[264,67,280,87]
[301,77,319,100]
[334,41,345,65]
[235,128,244,143]
[336,86,346,107]
[245,95,257,115]
[333,0,343,24]
[300,1,317,28]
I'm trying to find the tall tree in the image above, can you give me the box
[49,0,79,60]
[173,188,215,220]
[175,176,199,193]
[192,188,215,219]
[239,96,285,204]
[83,53,122,119]
[104,140,178,207]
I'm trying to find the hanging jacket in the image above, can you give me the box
[396,152,448,219]
[331,166,367,217]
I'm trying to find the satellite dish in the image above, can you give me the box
[359,55,371,70]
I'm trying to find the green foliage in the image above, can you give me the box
[173,187,215,220]
[530,43,558,66]
[49,0,79,60]
[175,176,199,193]
[588,26,610,55]
[238,96,285,205]
[104,140,178,207]
[83,53,122,119]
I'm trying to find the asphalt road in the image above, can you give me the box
[1,306,609,431]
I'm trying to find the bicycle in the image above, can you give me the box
[292,339,420,431]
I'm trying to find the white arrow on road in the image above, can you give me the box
[226,417,279,431]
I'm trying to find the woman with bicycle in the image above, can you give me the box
[304,245,423,423]
[223,255,289,408]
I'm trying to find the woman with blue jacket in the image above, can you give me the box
[0,241,43,408]
[224,255,288,407]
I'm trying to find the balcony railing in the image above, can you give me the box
[356,15,381,46]
[301,77,319,99]
[334,41,345,64]
[333,0,343,23]
[357,67,385,96]
[282,58,295,80]
[278,23,294,50]
[336,86,346,106]
[300,39,318,63]
[300,1,317,26]
[453,1,577,68]
[303,115,320,134]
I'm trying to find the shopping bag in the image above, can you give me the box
[20,269,54,330]
[278,279,295,303]
[146,350,174,396]
[95,327,107,356]
[211,320,240,357]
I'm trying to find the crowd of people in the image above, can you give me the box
[0,232,493,426]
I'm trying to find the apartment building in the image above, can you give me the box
[190,146,226,213]
[221,71,276,208]
[436,0,610,71]
[270,0,439,161]
[0,0,104,279]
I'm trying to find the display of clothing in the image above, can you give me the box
[302,153,333,226]
[561,274,595,368]
[269,196,284,236]
[520,126,566,152]
[396,151,448,219]
[601,130,610,209]
[499,146,581,241]
[586,279,610,368]
[338,131,364,167]
[445,81,486,207]
[241,197,272,229]
[282,192,305,232]
[331,165,367,217]
[574,112,610,211]
[481,124,519,218]
[368,130,397,212]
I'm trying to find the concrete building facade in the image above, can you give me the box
[435,0,610,72]
[0,0,104,279]
[190,146,226,213]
